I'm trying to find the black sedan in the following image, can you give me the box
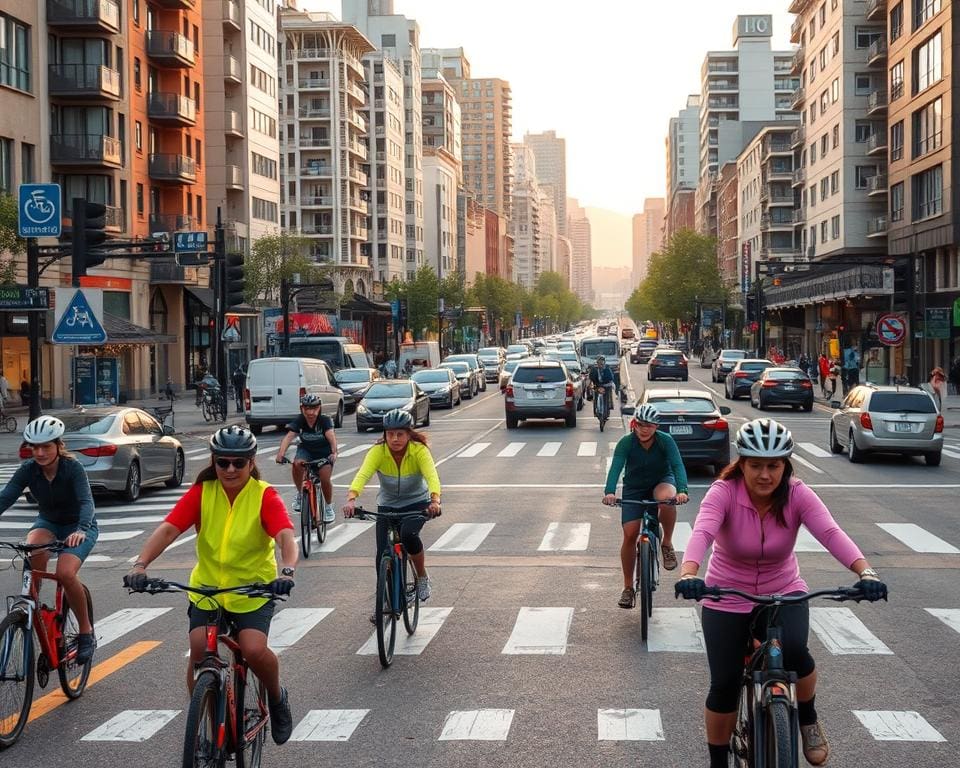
[411,369,461,408]
[724,359,774,400]
[749,367,814,412]
[630,389,731,474]
[334,367,380,413]
[647,349,688,381]
[355,381,431,432]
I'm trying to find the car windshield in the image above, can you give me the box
[741,362,772,371]
[507,345,527,355]
[720,350,747,360]
[581,341,618,357]
[412,371,450,384]
[870,392,936,413]
[768,369,805,380]
[59,413,116,434]
[441,362,469,374]
[478,348,500,356]
[647,398,716,414]
[513,366,565,383]
[503,361,521,374]
[445,356,475,367]
[365,383,413,399]
[335,370,372,383]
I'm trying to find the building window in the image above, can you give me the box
[912,97,942,158]
[381,33,396,47]
[820,220,828,243]
[854,74,872,96]
[134,58,141,91]
[890,3,903,40]
[136,183,144,216]
[0,137,12,191]
[890,120,904,160]
[912,31,942,94]
[890,60,904,99]
[135,121,142,152]
[831,32,840,56]
[821,134,828,156]
[855,27,882,49]
[855,166,876,189]
[809,142,817,164]
[832,124,839,148]
[891,182,904,221]
[809,184,817,207]
[0,13,31,92]
[20,142,33,183]
[819,3,826,26]
[831,215,840,239]
[830,170,839,194]
[913,165,942,220]
[133,0,140,25]
[820,177,829,201]
[855,122,872,142]
[913,0,941,31]
[252,197,278,222]
[831,78,839,103]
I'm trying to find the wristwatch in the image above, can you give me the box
[858,567,880,580]
[280,567,295,577]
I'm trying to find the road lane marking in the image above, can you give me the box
[456,442,490,458]
[537,441,562,457]
[438,709,515,740]
[28,641,161,723]
[790,453,823,474]
[269,608,334,653]
[671,522,692,552]
[96,608,173,648]
[876,523,960,554]
[429,523,495,552]
[809,608,892,654]
[925,608,960,634]
[577,442,597,456]
[538,522,590,551]
[502,607,573,654]
[81,710,180,741]
[646,607,705,653]
[497,442,525,457]
[98,530,143,541]
[852,710,946,742]
[597,709,665,741]
[184,447,209,456]
[357,607,452,656]
[290,710,370,741]
[795,526,827,552]
[799,442,833,458]
[941,448,960,459]
[315,521,374,552]
[338,443,374,458]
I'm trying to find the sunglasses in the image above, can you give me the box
[214,457,250,470]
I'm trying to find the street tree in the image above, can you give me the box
[245,232,326,306]
[0,193,24,285]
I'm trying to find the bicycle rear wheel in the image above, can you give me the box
[202,400,213,423]
[731,682,753,766]
[57,584,93,698]
[315,481,327,544]
[1,416,16,433]
[299,488,313,559]
[234,666,267,768]
[764,699,796,767]
[401,552,419,635]
[181,671,224,768]
[638,538,652,641]
[375,556,397,668]
[0,612,34,748]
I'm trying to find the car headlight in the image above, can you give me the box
[436,386,449,394]
[357,404,370,415]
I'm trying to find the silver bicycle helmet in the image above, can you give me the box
[23,416,66,445]
[208,425,258,457]
[596,355,606,363]
[633,403,661,425]
[736,418,794,458]
[300,393,322,407]
[382,408,414,430]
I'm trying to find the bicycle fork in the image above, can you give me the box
[391,544,404,616]
[195,625,231,751]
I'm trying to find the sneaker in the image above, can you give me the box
[618,587,635,609]
[661,544,678,571]
[291,496,301,513]
[322,503,335,524]
[269,687,293,745]
[75,632,96,665]
[416,575,432,601]
[800,721,830,766]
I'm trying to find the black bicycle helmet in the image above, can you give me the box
[382,408,414,430]
[300,393,322,407]
[209,425,258,457]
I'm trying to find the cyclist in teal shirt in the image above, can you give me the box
[602,404,688,608]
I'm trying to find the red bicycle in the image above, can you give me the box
[280,456,331,558]
[0,540,94,747]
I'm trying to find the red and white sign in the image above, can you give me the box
[876,313,906,347]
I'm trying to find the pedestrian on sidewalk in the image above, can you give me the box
[19,376,29,406]
[0,371,9,406]
[818,354,830,398]
[921,367,947,411]
[828,360,841,400]
[842,344,860,394]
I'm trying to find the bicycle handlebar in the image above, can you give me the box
[614,498,686,507]
[687,586,867,605]
[126,578,285,601]
[0,540,66,555]
[352,506,435,521]
[278,456,331,468]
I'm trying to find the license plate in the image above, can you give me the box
[783,385,795,390]
[528,390,546,399]
[893,422,913,432]
[669,425,693,435]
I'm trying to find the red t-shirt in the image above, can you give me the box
[165,483,293,538]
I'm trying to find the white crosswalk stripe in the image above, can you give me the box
[538,522,590,551]
[290,710,370,741]
[497,442,525,457]
[877,523,960,554]
[457,442,490,458]
[96,608,174,648]
[269,608,334,653]
[852,710,946,742]
[537,441,562,457]
[438,709,515,741]
[314,521,374,552]
[809,607,892,654]
[597,709,665,741]
[502,607,573,654]
[429,522,494,552]
[646,607,705,653]
[81,710,180,742]
[577,441,597,456]
[338,443,374,458]
[357,607,452,656]
[925,608,960,634]
[798,441,833,459]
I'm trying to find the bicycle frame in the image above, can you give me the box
[4,546,67,669]
[300,460,329,523]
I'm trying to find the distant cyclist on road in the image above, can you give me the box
[675,418,887,768]
[602,404,688,607]
[276,393,338,524]
[588,355,616,415]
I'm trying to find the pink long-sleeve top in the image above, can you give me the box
[684,477,864,613]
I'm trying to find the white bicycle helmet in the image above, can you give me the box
[633,403,661,425]
[23,416,66,445]
[736,418,794,458]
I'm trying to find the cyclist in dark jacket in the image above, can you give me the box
[589,355,616,414]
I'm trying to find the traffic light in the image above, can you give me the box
[746,294,757,322]
[67,199,108,285]
[224,253,246,309]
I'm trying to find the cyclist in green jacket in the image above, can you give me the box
[602,403,688,608]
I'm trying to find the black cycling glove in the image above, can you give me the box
[124,572,148,592]
[854,578,888,602]
[675,577,708,601]
[270,577,294,596]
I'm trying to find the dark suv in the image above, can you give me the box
[631,340,659,365]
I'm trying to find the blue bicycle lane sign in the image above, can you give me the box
[51,289,107,345]
[18,183,62,237]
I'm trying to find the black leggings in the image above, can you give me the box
[375,502,428,571]
[701,600,815,713]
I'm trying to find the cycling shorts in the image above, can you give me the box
[620,479,676,525]
[30,518,99,562]
[188,600,276,636]
[295,446,334,464]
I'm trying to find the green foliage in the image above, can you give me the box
[245,232,328,306]
[626,229,726,325]
[0,194,25,285]
[466,272,521,327]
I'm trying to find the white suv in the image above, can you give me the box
[504,359,577,429]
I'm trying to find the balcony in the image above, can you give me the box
[46,0,120,33]
[145,31,195,68]
[148,213,196,233]
[790,126,807,149]
[299,165,332,178]
[347,110,367,131]
[765,167,795,183]
[222,0,240,30]
[867,89,888,115]
[866,215,888,237]
[791,168,807,187]
[301,223,334,235]
[788,0,811,13]
[147,92,197,126]
[348,197,369,213]
[223,55,241,84]
[150,258,188,285]
[764,189,795,206]
[761,215,795,230]
[346,81,365,101]
[790,46,805,75]
[708,80,738,93]
[790,15,804,44]
[224,110,243,137]
[762,140,793,160]
[300,196,333,208]
[760,246,801,260]
[153,0,194,8]
[867,38,887,67]
[790,86,806,109]
[298,77,331,90]
[793,209,806,224]
[866,132,888,156]
[286,48,333,61]
[299,136,331,149]
[349,167,368,185]
[48,63,121,100]
[865,0,885,21]
[349,141,368,160]
[299,106,330,119]
[50,134,121,168]
[103,205,123,232]
[148,153,197,183]
[224,165,242,190]
[867,174,888,196]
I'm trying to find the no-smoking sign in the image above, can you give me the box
[876,313,906,346]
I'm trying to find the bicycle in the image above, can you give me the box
[593,382,612,431]
[352,507,434,668]
[680,585,873,767]
[126,579,284,768]
[201,387,226,423]
[0,540,94,747]
[615,498,682,643]
[279,456,331,557]
[0,405,16,433]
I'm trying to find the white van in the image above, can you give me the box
[244,357,344,435]
[286,336,372,371]
[398,341,441,373]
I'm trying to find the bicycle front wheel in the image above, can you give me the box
[315,481,327,544]
[401,552,420,635]
[638,538,653,642]
[764,699,797,767]
[0,612,34,748]
[201,401,213,423]
[375,556,397,668]
[234,666,267,768]
[299,489,313,559]
[1,416,16,433]
[57,584,93,698]
[182,671,224,768]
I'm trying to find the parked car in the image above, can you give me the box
[333,367,380,413]
[504,359,576,429]
[411,368,461,408]
[245,357,344,434]
[443,353,488,392]
[630,339,659,365]
[499,359,523,392]
[19,408,184,502]
[647,348,689,381]
[439,361,478,398]
[355,380,431,432]
[749,367,814,412]
[712,349,747,383]
[631,389,731,475]
[724,359,775,400]
[829,384,943,465]
[477,347,505,382]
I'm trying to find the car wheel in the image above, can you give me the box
[334,402,344,428]
[724,387,732,400]
[122,461,141,503]
[828,424,843,453]
[803,402,814,412]
[713,462,727,476]
[847,430,865,463]
[357,423,366,433]
[757,395,766,410]
[249,424,263,436]
[565,409,577,428]
[165,450,185,488]
[925,451,942,467]
[576,395,584,411]
[423,408,431,427]
[505,413,519,429]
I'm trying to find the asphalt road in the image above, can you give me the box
[1,360,959,767]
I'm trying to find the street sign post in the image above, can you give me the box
[876,313,906,347]
[51,288,107,345]
[174,231,208,252]
[18,184,62,237]
[0,286,50,310]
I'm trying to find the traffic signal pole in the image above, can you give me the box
[213,209,226,386]
[27,239,41,420]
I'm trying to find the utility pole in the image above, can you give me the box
[280,276,290,356]
[213,208,226,385]
[27,240,41,420]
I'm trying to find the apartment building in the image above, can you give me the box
[523,130,567,236]
[539,192,558,277]
[279,9,374,297]
[665,95,700,241]
[556,235,572,288]
[884,0,956,373]
[422,67,461,279]
[510,142,541,288]
[717,162,740,289]
[567,197,593,303]
[631,197,665,287]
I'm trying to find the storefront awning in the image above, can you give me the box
[340,293,391,314]
[103,313,177,344]
[184,287,215,310]
[764,265,894,310]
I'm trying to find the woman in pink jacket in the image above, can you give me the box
[676,418,887,768]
